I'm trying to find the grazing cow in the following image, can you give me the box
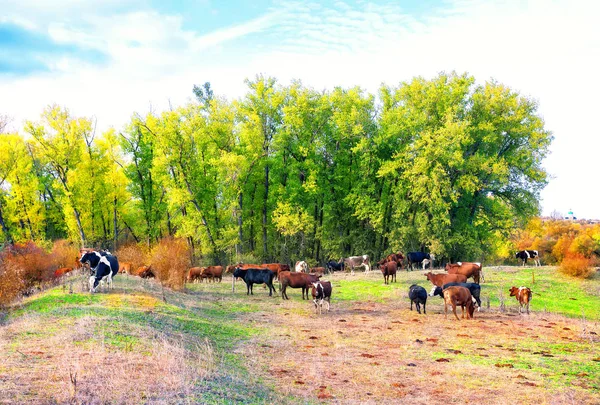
[80,251,119,293]
[516,250,541,266]
[233,267,276,296]
[429,282,482,311]
[311,281,332,314]
[138,265,156,279]
[202,266,223,283]
[408,284,427,314]
[279,271,321,300]
[380,261,397,284]
[187,267,203,283]
[425,272,467,287]
[445,262,484,284]
[309,267,326,276]
[54,267,73,278]
[407,252,434,271]
[295,261,309,273]
[119,262,133,274]
[325,260,344,273]
[342,255,370,274]
[443,286,475,320]
[509,286,533,314]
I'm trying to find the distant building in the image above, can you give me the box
[565,209,576,220]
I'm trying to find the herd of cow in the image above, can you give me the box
[55,248,539,317]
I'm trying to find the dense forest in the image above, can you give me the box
[0,72,552,265]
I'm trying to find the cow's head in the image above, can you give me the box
[515,252,521,259]
[509,286,519,297]
[425,272,433,281]
[429,286,442,297]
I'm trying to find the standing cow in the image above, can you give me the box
[342,255,370,274]
[80,251,119,293]
[407,252,434,271]
[516,250,541,266]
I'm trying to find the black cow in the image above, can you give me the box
[408,284,427,314]
[515,250,541,266]
[406,252,433,271]
[80,251,119,293]
[429,282,482,310]
[233,267,277,296]
[326,260,344,273]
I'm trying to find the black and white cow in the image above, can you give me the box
[80,251,119,293]
[515,250,541,266]
[342,255,370,274]
[406,252,433,271]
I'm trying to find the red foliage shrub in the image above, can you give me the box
[559,253,594,278]
[150,238,190,290]
[116,243,149,273]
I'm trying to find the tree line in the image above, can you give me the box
[0,72,552,265]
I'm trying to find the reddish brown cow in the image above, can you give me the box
[425,272,467,287]
[201,266,223,283]
[443,286,474,320]
[381,261,397,284]
[137,265,156,278]
[119,262,133,274]
[445,262,484,284]
[54,267,73,278]
[509,286,532,314]
[187,267,204,283]
[279,271,321,300]
[309,267,326,276]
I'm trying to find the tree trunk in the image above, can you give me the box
[14,175,35,239]
[0,200,12,244]
[237,192,244,255]
[249,183,257,253]
[113,196,118,251]
[262,164,269,261]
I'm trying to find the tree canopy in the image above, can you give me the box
[0,73,553,264]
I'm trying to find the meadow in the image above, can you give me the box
[0,266,598,404]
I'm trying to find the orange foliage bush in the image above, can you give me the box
[50,239,80,269]
[0,241,54,307]
[115,243,149,273]
[150,238,190,290]
[559,253,595,278]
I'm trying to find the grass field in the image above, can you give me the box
[0,266,598,404]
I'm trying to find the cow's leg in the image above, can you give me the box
[444,302,448,319]
[423,301,426,314]
[410,300,413,311]
[325,298,330,313]
[453,304,460,321]
[416,302,421,314]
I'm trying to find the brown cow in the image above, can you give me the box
[445,262,484,284]
[279,271,321,300]
[509,286,532,314]
[201,266,223,283]
[380,261,397,284]
[54,267,73,278]
[187,267,203,283]
[119,262,133,274]
[425,272,467,287]
[309,267,326,276]
[137,265,156,278]
[443,286,475,320]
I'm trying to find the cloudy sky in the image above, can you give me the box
[1,0,599,218]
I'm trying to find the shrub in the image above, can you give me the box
[116,243,149,273]
[150,238,190,290]
[50,239,80,269]
[559,253,594,278]
[0,260,25,307]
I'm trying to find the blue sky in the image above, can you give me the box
[1,0,599,218]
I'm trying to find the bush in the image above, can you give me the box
[116,243,149,273]
[150,238,190,290]
[0,260,25,307]
[559,253,595,278]
[50,239,80,269]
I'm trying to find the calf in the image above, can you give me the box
[425,272,467,287]
[408,284,427,314]
[119,262,133,274]
[407,252,433,271]
[138,266,156,279]
[380,261,397,284]
[429,282,482,311]
[509,286,532,314]
[233,267,276,296]
[311,280,332,314]
[515,250,541,266]
[443,286,474,320]
[309,267,326,276]
[445,262,484,284]
[279,271,321,300]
